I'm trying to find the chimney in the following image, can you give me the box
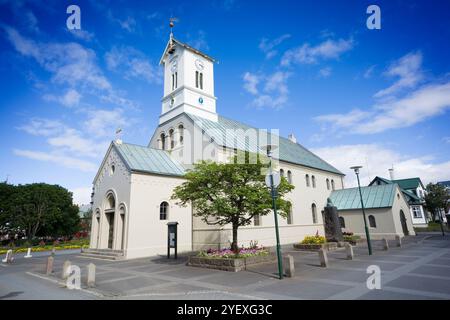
[388,167,395,180]
[288,133,297,143]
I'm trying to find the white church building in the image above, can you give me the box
[87,34,346,260]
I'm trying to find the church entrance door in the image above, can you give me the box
[400,210,409,236]
[106,211,115,249]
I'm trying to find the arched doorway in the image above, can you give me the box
[400,210,409,236]
[105,193,116,249]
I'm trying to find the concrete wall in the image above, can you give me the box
[126,173,192,259]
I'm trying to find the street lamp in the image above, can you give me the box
[262,144,283,280]
[350,165,373,255]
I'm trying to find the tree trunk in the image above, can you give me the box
[231,223,239,253]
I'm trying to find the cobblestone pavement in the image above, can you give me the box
[1,233,449,300]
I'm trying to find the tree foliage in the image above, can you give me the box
[0,182,80,240]
[425,183,450,220]
[171,152,294,251]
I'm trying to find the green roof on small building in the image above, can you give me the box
[114,142,185,177]
[330,184,398,210]
[185,113,343,175]
[392,178,423,190]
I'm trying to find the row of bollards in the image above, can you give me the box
[1,247,33,263]
[46,257,96,288]
[318,236,403,268]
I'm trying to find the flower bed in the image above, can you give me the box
[188,247,276,272]
[293,235,338,251]
[0,239,89,255]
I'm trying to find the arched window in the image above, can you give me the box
[196,71,203,89]
[195,71,199,88]
[169,129,175,149]
[339,216,345,228]
[312,203,317,224]
[326,179,330,190]
[369,215,376,228]
[160,133,166,150]
[287,170,292,184]
[178,124,184,145]
[175,72,178,89]
[331,179,335,191]
[280,169,285,178]
[312,175,316,188]
[200,72,203,90]
[287,208,293,225]
[106,193,115,210]
[305,174,310,187]
[160,202,169,220]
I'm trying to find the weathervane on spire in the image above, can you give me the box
[168,17,178,54]
[115,127,123,144]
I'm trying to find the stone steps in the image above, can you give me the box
[80,248,125,261]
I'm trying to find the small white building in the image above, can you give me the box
[330,184,416,239]
[369,176,428,227]
[88,34,347,260]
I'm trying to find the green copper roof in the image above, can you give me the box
[330,184,397,210]
[114,142,185,176]
[392,178,423,190]
[185,113,343,175]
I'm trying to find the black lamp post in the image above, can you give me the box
[350,166,372,255]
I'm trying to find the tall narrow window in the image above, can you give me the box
[287,171,292,184]
[339,216,345,228]
[195,71,199,88]
[178,124,184,145]
[171,74,175,90]
[326,179,330,190]
[199,72,203,89]
[312,204,317,224]
[159,202,169,220]
[160,133,165,150]
[331,179,335,191]
[305,174,310,187]
[175,72,178,89]
[169,129,174,149]
[280,169,285,178]
[312,175,316,188]
[369,215,376,228]
[287,208,293,225]
[254,214,261,226]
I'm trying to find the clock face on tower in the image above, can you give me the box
[195,59,204,71]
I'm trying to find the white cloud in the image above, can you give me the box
[105,46,161,84]
[186,30,209,51]
[13,149,97,172]
[43,89,81,107]
[316,82,450,134]
[70,186,92,205]
[18,118,64,136]
[374,51,423,98]
[259,34,291,59]
[118,16,137,33]
[68,29,95,42]
[281,37,354,66]
[84,108,129,138]
[47,128,101,157]
[364,65,376,79]
[311,144,450,188]
[243,71,291,109]
[318,67,332,78]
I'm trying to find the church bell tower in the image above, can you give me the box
[159,25,218,124]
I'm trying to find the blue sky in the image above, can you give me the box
[0,0,449,204]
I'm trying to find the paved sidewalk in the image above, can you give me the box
[1,233,449,299]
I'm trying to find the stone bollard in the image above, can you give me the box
[283,255,295,278]
[345,243,354,260]
[382,238,389,251]
[87,263,96,287]
[318,248,329,268]
[24,248,32,258]
[62,260,71,279]
[46,256,54,275]
[395,235,402,247]
[2,249,13,264]
[51,247,56,256]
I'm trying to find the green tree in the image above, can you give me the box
[0,182,16,235]
[171,152,294,251]
[8,183,80,240]
[425,183,449,221]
